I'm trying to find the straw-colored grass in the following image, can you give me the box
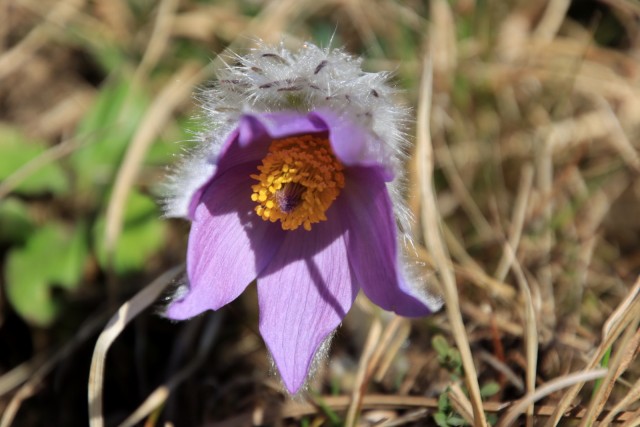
[1,0,639,426]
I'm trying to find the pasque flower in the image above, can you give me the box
[163,42,442,393]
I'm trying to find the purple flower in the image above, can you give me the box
[163,42,442,394]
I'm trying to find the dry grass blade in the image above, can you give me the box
[536,126,556,344]
[494,164,534,282]
[118,313,222,427]
[579,319,640,427]
[0,0,84,80]
[378,408,429,426]
[344,316,382,427]
[278,393,640,424]
[600,374,640,425]
[416,56,487,426]
[368,316,405,378]
[373,318,411,382]
[492,163,536,426]
[0,356,46,398]
[544,276,640,426]
[103,64,205,258]
[504,242,538,426]
[533,0,571,41]
[620,408,640,427]
[0,312,109,427]
[496,368,608,427]
[603,277,640,338]
[133,0,180,81]
[88,265,183,427]
[448,383,475,425]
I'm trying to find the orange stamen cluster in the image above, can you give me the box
[251,134,345,231]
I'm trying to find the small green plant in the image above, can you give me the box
[431,335,500,426]
[0,73,178,326]
[434,391,468,427]
[432,335,463,378]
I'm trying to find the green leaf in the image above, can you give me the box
[70,76,149,194]
[434,412,450,427]
[432,335,450,357]
[5,223,88,326]
[145,120,191,165]
[447,415,468,426]
[480,381,501,398]
[0,124,69,195]
[438,392,451,412]
[94,190,166,274]
[5,254,58,326]
[0,198,33,243]
[448,348,463,371]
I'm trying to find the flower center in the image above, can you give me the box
[250,134,345,231]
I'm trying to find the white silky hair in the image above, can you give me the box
[162,41,410,221]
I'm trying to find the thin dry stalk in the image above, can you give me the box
[209,393,639,426]
[88,265,183,427]
[413,242,517,301]
[494,164,534,282]
[374,319,411,382]
[429,0,457,77]
[378,408,430,427]
[342,0,384,57]
[461,303,523,336]
[0,0,85,80]
[536,130,556,343]
[368,316,406,378]
[579,319,640,427]
[103,64,205,257]
[448,382,475,425]
[599,362,640,425]
[133,0,180,84]
[497,368,608,427]
[533,0,571,42]
[442,223,522,304]
[620,403,640,427]
[436,139,493,240]
[416,56,487,426]
[502,242,538,427]
[544,276,640,426]
[478,351,525,392]
[603,278,640,338]
[118,313,222,427]
[245,0,314,43]
[344,316,382,427]
[490,165,536,424]
[542,109,640,172]
[599,100,640,172]
[0,311,109,427]
[0,356,46,397]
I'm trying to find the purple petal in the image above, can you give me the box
[339,167,433,317]
[216,112,329,171]
[310,109,394,181]
[167,163,284,320]
[257,214,356,393]
[188,112,329,218]
[246,111,328,139]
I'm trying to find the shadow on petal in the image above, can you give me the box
[340,167,434,317]
[166,163,285,320]
[257,210,357,393]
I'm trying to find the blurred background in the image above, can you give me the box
[1,0,640,426]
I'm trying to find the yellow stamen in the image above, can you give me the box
[250,134,345,231]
